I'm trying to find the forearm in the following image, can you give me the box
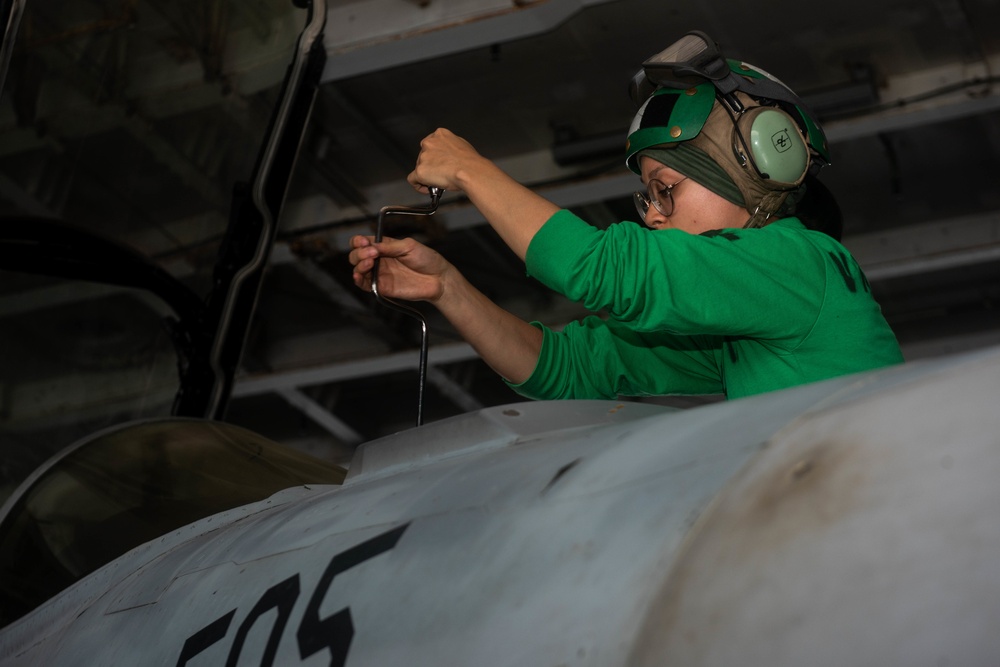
[349,233,541,382]
[432,267,542,384]
[455,160,560,260]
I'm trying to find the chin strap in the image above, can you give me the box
[744,190,791,229]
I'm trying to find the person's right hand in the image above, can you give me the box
[407,128,490,196]
[349,234,451,303]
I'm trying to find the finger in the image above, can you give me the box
[352,260,377,282]
[350,236,379,263]
[352,271,372,293]
[352,254,378,275]
[371,236,409,258]
[350,234,374,249]
[407,170,427,192]
[347,248,365,268]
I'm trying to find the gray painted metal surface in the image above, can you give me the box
[1,346,998,665]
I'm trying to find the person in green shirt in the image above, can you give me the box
[348,32,903,401]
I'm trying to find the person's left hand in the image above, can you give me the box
[348,234,452,303]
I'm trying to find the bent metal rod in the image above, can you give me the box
[370,187,443,427]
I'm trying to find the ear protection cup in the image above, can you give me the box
[731,106,809,187]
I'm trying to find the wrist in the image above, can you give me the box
[428,262,463,307]
[454,156,503,194]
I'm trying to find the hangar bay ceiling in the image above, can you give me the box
[2,0,1000,489]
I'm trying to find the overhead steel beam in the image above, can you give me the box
[321,0,616,82]
[275,386,365,446]
[231,341,479,397]
[1,360,177,429]
[426,366,484,412]
[821,56,1000,144]
[287,251,369,312]
[843,211,1000,281]
[823,89,1000,144]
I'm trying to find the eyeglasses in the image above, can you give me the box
[633,177,687,221]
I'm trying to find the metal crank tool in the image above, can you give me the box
[371,187,443,426]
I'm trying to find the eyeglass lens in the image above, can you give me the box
[633,178,684,221]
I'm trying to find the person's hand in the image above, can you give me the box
[349,234,451,303]
[349,233,543,385]
[407,128,492,194]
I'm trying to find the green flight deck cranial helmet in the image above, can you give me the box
[625,31,831,228]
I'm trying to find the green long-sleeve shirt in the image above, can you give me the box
[508,210,903,400]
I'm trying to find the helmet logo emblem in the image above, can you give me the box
[771,128,794,153]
